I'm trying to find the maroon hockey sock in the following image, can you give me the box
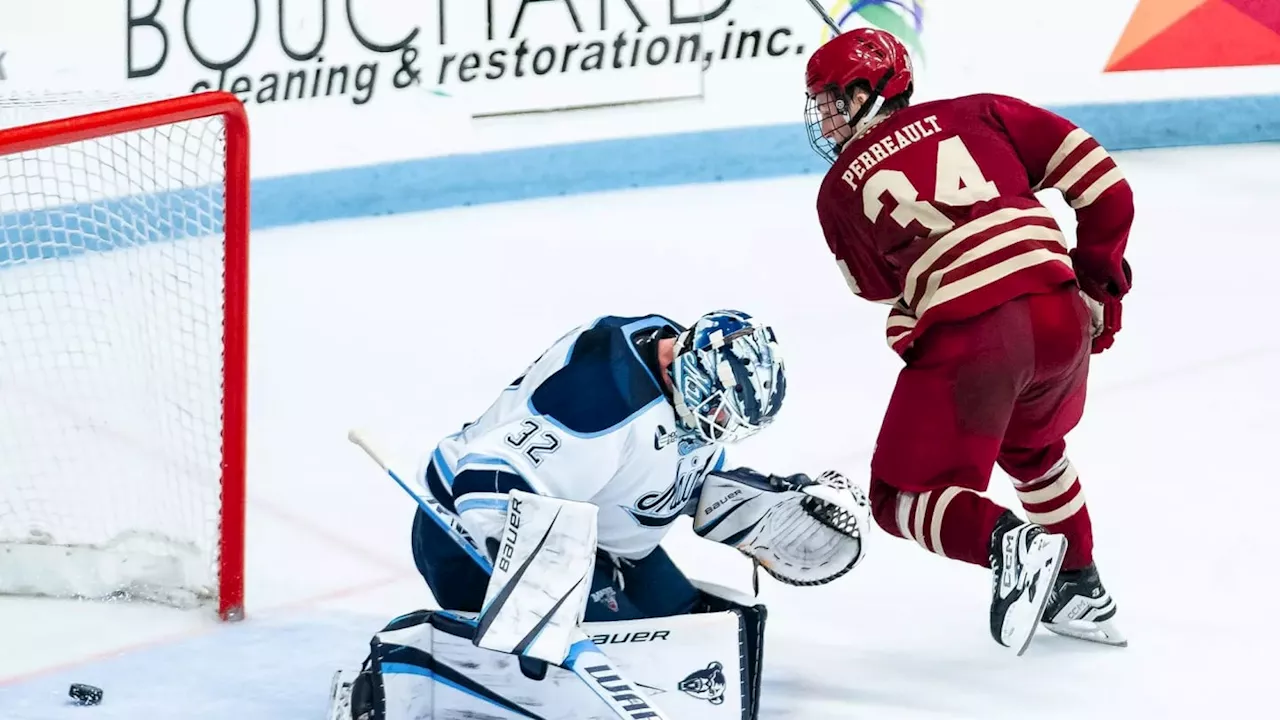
[1005,455,1095,570]
[1018,489,1095,570]
[1040,508,1094,570]
[870,478,1013,568]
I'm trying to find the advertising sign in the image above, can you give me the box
[120,1,833,117]
[3,0,1277,181]
[1106,0,1280,72]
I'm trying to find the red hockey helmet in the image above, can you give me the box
[805,28,915,163]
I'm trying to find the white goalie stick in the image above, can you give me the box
[347,429,672,720]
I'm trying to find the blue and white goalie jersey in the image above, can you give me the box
[417,315,726,560]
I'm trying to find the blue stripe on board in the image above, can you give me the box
[3,93,1278,251]
[249,92,1280,228]
[0,188,223,264]
[248,121,820,229]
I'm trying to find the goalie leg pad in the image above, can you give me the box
[692,580,767,720]
[337,606,764,720]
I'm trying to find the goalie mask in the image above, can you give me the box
[669,310,786,444]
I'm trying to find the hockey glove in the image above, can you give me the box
[1071,249,1132,354]
[692,468,871,587]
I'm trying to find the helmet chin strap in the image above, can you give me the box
[850,96,888,138]
[840,69,895,145]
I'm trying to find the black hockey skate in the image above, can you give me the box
[1041,562,1127,647]
[989,513,1067,656]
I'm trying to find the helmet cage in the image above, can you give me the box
[805,69,895,164]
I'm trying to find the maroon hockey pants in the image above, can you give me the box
[869,287,1096,571]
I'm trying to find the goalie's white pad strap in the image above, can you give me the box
[693,468,871,586]
[474,489,598,665]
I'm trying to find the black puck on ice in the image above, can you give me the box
[69,683,103,706]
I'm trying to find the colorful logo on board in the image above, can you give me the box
[821,1,926,65]
[1107,0,1280,71]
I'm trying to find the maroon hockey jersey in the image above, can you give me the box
[815,93,1135,356]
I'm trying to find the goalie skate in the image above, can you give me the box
[1041,563,1128,647]
[327,670,354,720]
[328,668,377,720]
[989,519,1067,656]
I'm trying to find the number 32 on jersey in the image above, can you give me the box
[504,419,560,466]
[863,137,998,235]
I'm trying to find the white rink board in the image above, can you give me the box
[3,1,1278,179]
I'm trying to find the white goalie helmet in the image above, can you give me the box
[669,310,787,444]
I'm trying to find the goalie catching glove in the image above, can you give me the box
[692,468,871,586]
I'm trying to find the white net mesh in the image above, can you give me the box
[0,98,229,609]
[0,91,170,130]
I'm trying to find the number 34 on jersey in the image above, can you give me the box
[839,113,999,236]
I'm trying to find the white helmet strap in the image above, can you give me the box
[849,94,887,139]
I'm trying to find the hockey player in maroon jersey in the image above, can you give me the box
[804,27,1131,654]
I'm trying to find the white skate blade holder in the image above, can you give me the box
[1000,531,1068,656]
[1045,617,1129,647]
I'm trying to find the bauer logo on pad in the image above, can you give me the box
[473,491,597,665]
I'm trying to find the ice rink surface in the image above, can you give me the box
[2,143,1277,719]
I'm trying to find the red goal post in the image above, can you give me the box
[0,92,249,621]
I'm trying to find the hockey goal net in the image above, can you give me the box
[0,92,249,621]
